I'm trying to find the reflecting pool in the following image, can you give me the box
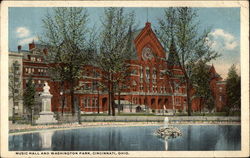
[9,125,241,151]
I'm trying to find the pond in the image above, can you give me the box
[9,125,241,151]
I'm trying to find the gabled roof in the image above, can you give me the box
[127,28,143,60]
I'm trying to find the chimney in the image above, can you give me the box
[18,45,22,52]
[29,40,35,50]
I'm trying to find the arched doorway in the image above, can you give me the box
[151,98,156,109]
[158,98,163,109]
[102,98,108,111]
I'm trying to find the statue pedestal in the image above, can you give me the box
[35,82,58,124]
[36,112,57,124]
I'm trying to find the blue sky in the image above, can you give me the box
[9,7,240,79]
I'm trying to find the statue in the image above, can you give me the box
[35,82,57,124]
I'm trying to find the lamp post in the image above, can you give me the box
[60,90,63,116]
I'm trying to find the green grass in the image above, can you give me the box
[81,113,109,116]
[81,113,157,116]
[117,113,156,116]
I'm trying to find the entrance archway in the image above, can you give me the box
[151,98,156,109]
[102,98,108,111]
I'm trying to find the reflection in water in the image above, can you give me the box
[39,131,54,150]
[9,125,241,151]
[164,138,168,150]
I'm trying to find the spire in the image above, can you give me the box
[167,38,179,67]
[146,8,148,22]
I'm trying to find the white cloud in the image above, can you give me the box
[225,41,238,50]
[18,36,38,46]
[209,29,238,50]
[16,27,30,38]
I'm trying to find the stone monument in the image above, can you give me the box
[35,82,57,124]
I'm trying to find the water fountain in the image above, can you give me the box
[154,117,182,139]
[164,117,169,128]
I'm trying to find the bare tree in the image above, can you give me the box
[9,61,22,123]
[157,7,219,116]
[40,8,94,117]
[98,7,136,116]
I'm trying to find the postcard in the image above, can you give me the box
[0,0,249,157]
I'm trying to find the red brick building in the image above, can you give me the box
[17,22,226,114]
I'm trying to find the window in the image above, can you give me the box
[219,87,223,92]
[153,79,156,83]
[147,85,150,92]
[152,85,157,92]
[161,87,164,93]
[132,80,137,86]
[140,67,143,83]
[92,81,98,90]
[131,69,137,75]
[153,68,157,79]
[92,98,96,106]
[140,67,143,76]
[93,70,100,78]
[31,57,36,61]
[84,83,91,90]
[176,98,180,106]
[146,67,150,81]
[83,97,90,107]
[140,84,143,91]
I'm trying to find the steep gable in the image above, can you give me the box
[134,22,166,61]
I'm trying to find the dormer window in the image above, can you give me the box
[31,57,36,61]
[37,58,42,62]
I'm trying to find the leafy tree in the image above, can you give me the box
[9,61,22,123]
[156,7,219,116]
[40,8,94,116]
[23,76,36,125]
[192,61,214,112]
[225,65,241,115]
[98,7,136,116]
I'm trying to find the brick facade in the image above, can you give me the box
[11,22,227,115]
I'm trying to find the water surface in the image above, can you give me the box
[9,125,241,151]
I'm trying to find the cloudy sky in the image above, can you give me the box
[9,7,240,79]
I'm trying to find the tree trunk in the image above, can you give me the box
[61,95,65,116]
[199,98,202,114]
[110,83,115,116]
[61,81,65,116]
[118,90,121,114]
[108,77,111,115]
[70,82,75,116]
[186,80,192,116]
[77,105,81,124]
[108,90,111,115]
[97,88,100,114]
[12,97,15,124]
[30,108,33,125]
